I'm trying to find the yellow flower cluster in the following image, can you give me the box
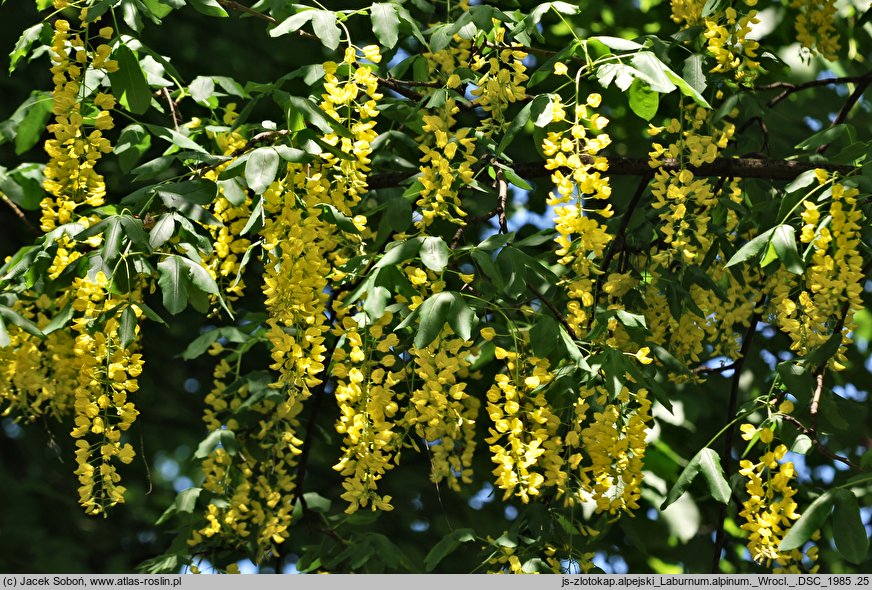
[470,24,529,135]
[573,385,651,516]
[670,0,704,25]
[542,93,613,335]
[405,329,479,492]
[192,357,298,559]
[41,19,117,235]
[0,295,79,421]
[649,108,735,267]
[771,174,864,367]
[702,3,761,83]
[485,351,562,503]
[332,312,401,513]
[416,40,476,228]
[417,98,477,228]
[69,273,143,516]
[790,0,840,61]
[738,442,819,571]
[202,114,253,305]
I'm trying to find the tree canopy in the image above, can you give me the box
[0,0,871,575]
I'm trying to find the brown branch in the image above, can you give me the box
[780,414,864,471]
[495,168,508,234]
[376,76,426,103]
[159,88,180,131]
[816,71,872,154]
[1,192,38,234]
[528,285,577,341]
[810,371,824,432]
[451,206,500,249]
[711,304,762,574]
[216,0,276,24]
[694,361,737,375]
[756,72,872,107]
[369,156,854,189]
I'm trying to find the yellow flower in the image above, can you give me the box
[553,62,568,76]
[634,346,654,365]
[480,327,496,341]
[759,427,774,444]
[361,44,382,64]
[778,400,794,414]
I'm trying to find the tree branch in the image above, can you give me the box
[1,192,38,235]
[755,71,872,106]
[817,71,872,154]
[369,156,853,189]
[528,285,577,341]
[780,414,864,472]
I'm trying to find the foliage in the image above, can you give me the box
[1,0,871,575]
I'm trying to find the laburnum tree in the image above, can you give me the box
[0,0,871,575]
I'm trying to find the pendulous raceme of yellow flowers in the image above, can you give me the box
[69,273,143,516]
[791,0,840,61]
[770,172,865,368]
[542,93,613,335]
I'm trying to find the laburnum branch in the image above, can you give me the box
[711,304,762,574]
[780,414,863,471]
[756,71,872,106]
[527,285,577,341]
[1,192,38,234]
[817,71,872,154]
[369,156,854,189]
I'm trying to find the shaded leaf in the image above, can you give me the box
[779,492,833,551]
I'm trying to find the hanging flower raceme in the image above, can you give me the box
[69,273,143,516]
[737,428,820,572]
[470,23,529,136]
[770,174,864,368]
[485,349,562,504]
[702,3,761,83]
[542,93,613,335]
[0,295,80,422]
[790,0,840,61]
[332,311,402,513]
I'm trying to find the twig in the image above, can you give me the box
[780,414,864,471]
[810,372,824,432]
[817,71,872,154]
[1,192,38,234]
[216,0,276,24]
[693,361,737,375]
[755,72,872,107]
[527,285,577,341]
[159,88,180,131]
[369,156,854,189]
[495,168,508,234]
[451,206,500,249]
[711,304,762,574]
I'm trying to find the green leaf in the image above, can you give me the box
[371,3,400,49]
[319,204,359,234]
[11,92,52,155]
[0,163,45,210]
[375,238,423,269]
[530,315,559,358]
[662,448,728,509]
[179,258,219,295]
[9,23,48,73]
[312,10,341,50]
[777,362,814,405]
[724,227,776,268]
[424,529,475,571]
[682,54,707,95]
[188,0,228,17]
[155,487,201,525]
[194,429,238,459]
[589,36,645,51]
[629,52,676,94]
[244,147,280,195]
[789,434,813,454]
[109,44,152,115]
[796,124,851,151]
[269,10,317,37]
[779,492,833,551]
[663,68,711,109]
[415,292,453,348]
[0,305,43,338]
[188,76,215,106]
[771,224,804,274]
[501,166,533,190]
[145,124,207,153]
[0,316,9,348]
[628,79,659,121]
[157,255,188,315]
[118,306,137,349]
[114,124,152,173]
[447,294,474,341]
[496,99,533,154]
[181,327,249,360]
[803,331,842,367]
[420,236,449,272]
